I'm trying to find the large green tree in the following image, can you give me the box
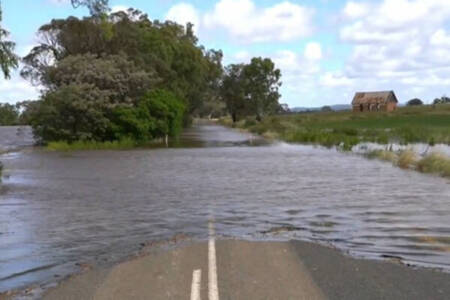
[0,1,18,79]
[407,98,423,106]
[243,57,281,121]
[221,58,282,122]
[221,64,247,123]
[21,11,222,115]
[21,10,221,143]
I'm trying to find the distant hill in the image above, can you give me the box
[290,104,351,112]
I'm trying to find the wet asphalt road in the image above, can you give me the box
[41,240,450,300]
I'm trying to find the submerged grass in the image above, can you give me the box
[416,153,450,177]
[397,150,418,169]
[366,149,397,163]
[367,150,450,178]
[220,104,450,150]
[47,137,137,151]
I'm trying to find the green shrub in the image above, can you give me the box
[30,84,112,143]
[109,89,185,141]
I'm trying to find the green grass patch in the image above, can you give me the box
[47,137,137,151]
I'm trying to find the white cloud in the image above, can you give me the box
[48,0,70,5]
[203,0,314,43]
[0,71,40,104]
[111,5,130,13]
[304,42,322,61]
[430,29,450,46]
[233,50,251,61]
[320,72,353,87]
[166,3,200,32]
[337,0,450,91]
[342,2,370,19]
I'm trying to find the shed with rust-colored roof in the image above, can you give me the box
[352,91,398,112]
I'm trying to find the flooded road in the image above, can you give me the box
[1,125,449,293]
[0,126,34,152]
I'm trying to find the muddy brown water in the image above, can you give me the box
[1,125,449,293]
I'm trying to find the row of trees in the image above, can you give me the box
[1,1,283,144]
[406,96,450,106]
[0,103,19,125]
[433,96,450,105]
[0,101,37,125]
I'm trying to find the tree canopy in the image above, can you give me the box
[22,11,222,115]
[221,57,282,122]
[71,0,109,16]
[21,9,224,143]
[407,98,423,106]
[433,96,450,105]
[0,2,18,79]
[0,103,19,125]
[18,7,283,144]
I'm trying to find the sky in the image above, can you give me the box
[1,0,450,107]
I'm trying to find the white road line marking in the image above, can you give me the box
[191,269,202,300]
[208,221,219,300]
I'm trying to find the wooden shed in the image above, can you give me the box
[352,91,398,112]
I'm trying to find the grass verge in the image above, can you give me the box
[47,138,137,151]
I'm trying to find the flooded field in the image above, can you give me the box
[0,125,449,293]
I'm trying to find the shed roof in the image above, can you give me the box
[352,91,398,105]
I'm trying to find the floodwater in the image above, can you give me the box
[0,126,34,152]
[1,125,449,294]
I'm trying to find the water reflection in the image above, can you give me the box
[0,124,449,293]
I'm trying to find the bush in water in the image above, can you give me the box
[109,89,185,142]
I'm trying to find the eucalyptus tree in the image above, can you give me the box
[0,1,18,79]
[221,64,247,123]
[71,0,109,16]
[243,57,281,121]
[221,58,282,122]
